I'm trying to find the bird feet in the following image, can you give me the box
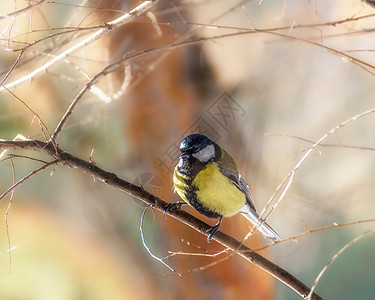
[163,201,186,218]
[205,216,223,242]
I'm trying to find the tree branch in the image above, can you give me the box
[0,139,324,300]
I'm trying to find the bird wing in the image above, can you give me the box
[219,166,256,211]
[219,165,281,241]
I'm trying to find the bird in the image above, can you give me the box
[164,133,280,242]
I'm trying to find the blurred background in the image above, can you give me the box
[1,0,375,299]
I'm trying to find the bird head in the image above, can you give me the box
[179,134,220,163]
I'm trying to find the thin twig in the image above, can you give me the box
[259,107,375,226]
[3,7,375,96]
[45,28,375,129]
[1,154,50,164]
[50,79,95,141]
[0,0,46,20]
[254,218,375,252]
[306,228,375,300]
[265,133,375,152]
[164,249,227,259]
[5,157,16,274]
[2,87,51,140]
[0,160,58,201]
[140,204,181,275]
[163,251,233,278]
[0,50,24,88]
[240,108,375,266]
[0,0,157,93]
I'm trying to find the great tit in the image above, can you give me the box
[165,134,280,242]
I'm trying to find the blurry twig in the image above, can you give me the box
[5,157,16,274]
[0,242,29,256]
[0,0,46,20]
[3,88,51,140]
[76,25,375,105]
[90,65,131,103]
[0,160,58,202]
[265,133,375,152]
[0,153,57,273]
[242,107,375,259]
[306,228,375,300]
[254,218,375,251]
[2,3,375,94]
[49,60,128,140]
[0,0,157,93]
[259,107,375,225]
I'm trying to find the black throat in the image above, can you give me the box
[177,144,221,180]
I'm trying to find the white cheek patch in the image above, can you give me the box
[177,158,183,167]
[192,144,215,163]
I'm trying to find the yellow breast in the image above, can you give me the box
[193,162,246,217]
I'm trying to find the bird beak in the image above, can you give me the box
[180,153,188,159]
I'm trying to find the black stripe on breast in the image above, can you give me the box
[176,156,222,219]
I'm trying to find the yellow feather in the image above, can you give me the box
[193,162,246,217]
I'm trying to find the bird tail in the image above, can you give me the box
[240,203,280,242]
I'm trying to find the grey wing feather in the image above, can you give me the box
[220,166,280,241]
[219,167,256,211]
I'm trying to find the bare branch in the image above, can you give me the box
[0,0,158,93]
[0,159,58,202]
[0,139,324,300]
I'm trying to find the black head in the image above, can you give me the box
[180,134,213,153]
[180,134,220,163]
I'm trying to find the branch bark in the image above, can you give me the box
[0,139,324,300]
